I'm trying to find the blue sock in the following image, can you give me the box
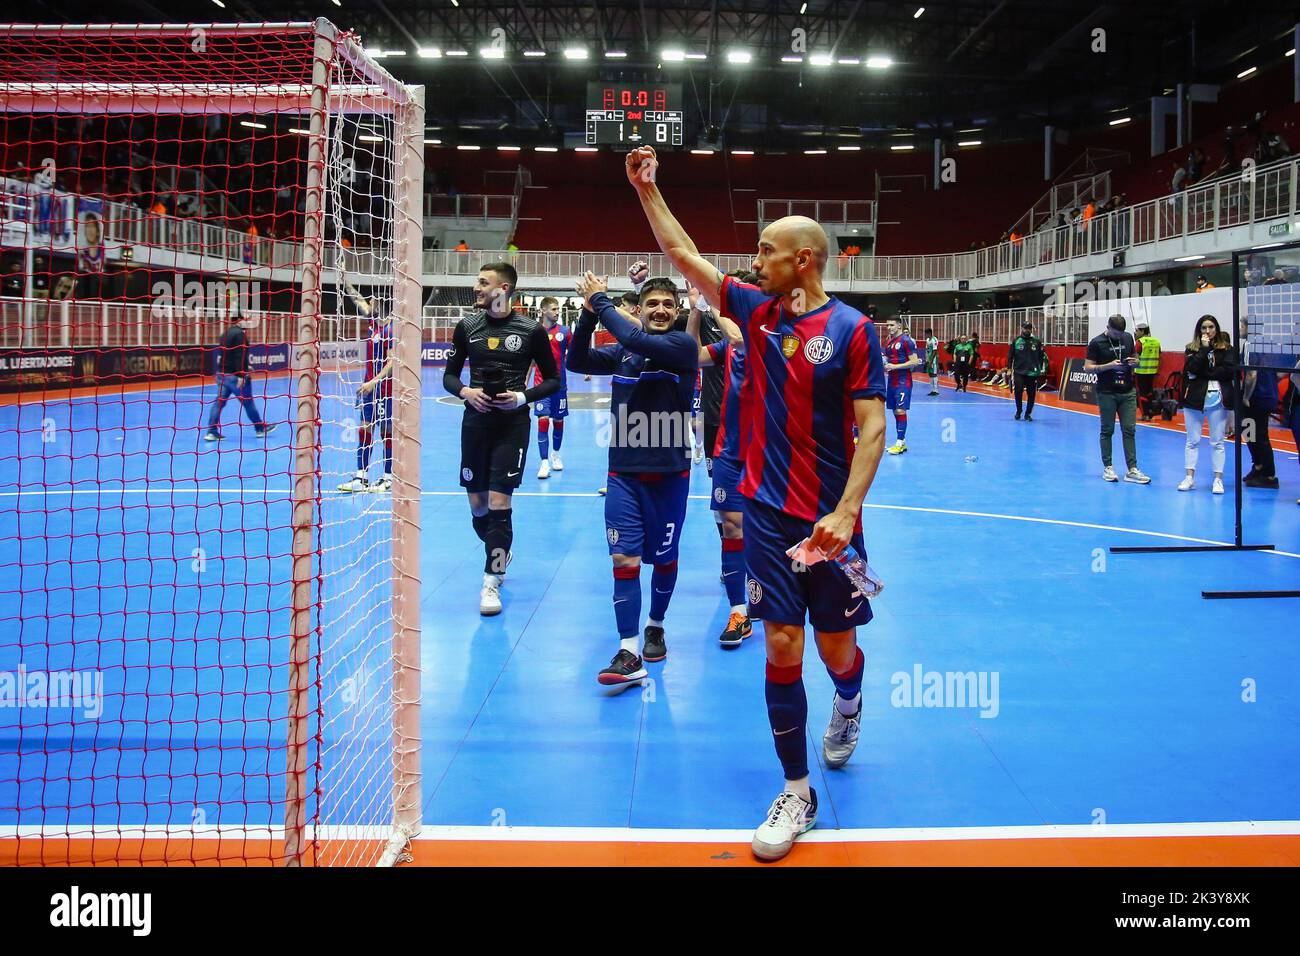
[829,647,864,706]
[537,421,550,461]
[552,420,564,452]
[721,538,746,607]
[895,413,908,441]
[357,426,372,473]
[613,566,641,638]
[765,662,808,781]
[649,560,678,621]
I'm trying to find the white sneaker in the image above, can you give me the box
[1102,466,1119,482]
[369,474,392,493]
[751,789,818,862]
[549,453,563,471]
[1125,467,1151,484]
[1212,477,1225,495]
[479,581,502,616]
[1177,475,1195,492]
[337,476,369,493]
[823,698,862,769]
[537,460,551,480]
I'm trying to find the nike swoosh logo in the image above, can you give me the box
[722,570,741,577]
[844,603,862,616]
[653,588,673,595]
[773,727,799,736]
[506,471,520,478]
[758,324,781,336]
[468,337,488,344]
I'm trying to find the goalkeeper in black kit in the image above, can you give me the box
[443,261,560,616]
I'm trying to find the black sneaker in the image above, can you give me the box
[1024,413,1033,422]
[642,625,667,662]
[598,649,648,687]
[255,423,278,438]
[1014,410,1022,420]
[1244,474,1280,489]
[718,611,753,648]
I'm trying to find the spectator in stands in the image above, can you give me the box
[2,262,23,297]
[1187,147,1205,184]
[1194,274,1214,293]
[1239,318,1279,490]
[1133,321,1162,421]
[1171,163,1188,192]
[1153,276,1172,296]
[455,239,469,253]
[1178,315,1238,495]
[1264,268,1287,285]
[1085,315,1149,484]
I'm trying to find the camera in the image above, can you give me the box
[482,366,506,398]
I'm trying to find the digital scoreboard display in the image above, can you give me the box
[585,82,684,147]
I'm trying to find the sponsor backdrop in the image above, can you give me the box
[1057,358,1097,404]
[0,344,289,393]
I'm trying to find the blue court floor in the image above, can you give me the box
[1,369,1297,836]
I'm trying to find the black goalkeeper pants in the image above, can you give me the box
[1014,373,1038,415]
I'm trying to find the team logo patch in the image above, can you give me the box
[487,337,500,350]
[607,528,619,545]
[504,334,523,352]
[553,332,564,343]
[804,335,835,364]
[746,578,763,605]
[462,467,473,481]
[780,335,801,360]
[713,487,727,503]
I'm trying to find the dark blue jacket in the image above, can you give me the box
[567,292,699,473]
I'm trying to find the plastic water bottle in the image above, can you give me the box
[831,544,885,598]
[964,455,978,463]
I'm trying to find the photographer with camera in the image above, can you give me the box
[444,262,560,616]
[1084,315,1150,484]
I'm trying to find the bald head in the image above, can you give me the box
[764,216,829,270]
[751,215,830,298]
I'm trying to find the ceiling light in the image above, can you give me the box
[800,2,808,12]
[914,6,925,18]
[731,150,754,155]
[727,50,752,64]
[865,55,893,69]
[1109,117,1131,126]
[239,120,267,130]
[1237,66,1256,78]
[810,53,833,67]
[497,145,521,151]
[1288,49,1296,57]
[445,50,469,57]
[890,144,914,151]
[456,145,481,151]
[480,47,506,60]
[423,138,441,145]
[663,48,685,62]
[575,147,598,153]
[358,134,383,143]
[605,51,627,58]
[957,139,982,147]
[781,55,803,63]
[837,145,861,151]
[524,50,546,58]
[417,47,442,59]
[564,47,588,60]
[685,52,708,61]
[838,58,861,66]
[690,149,715,155]
[804,148,827,155]
[535,146,558,152]
[1173,254,1204,262]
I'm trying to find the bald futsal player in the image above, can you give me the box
[627,145,888,861]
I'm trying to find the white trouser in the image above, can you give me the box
[1183,404,1228,473]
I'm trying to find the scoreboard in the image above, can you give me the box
[585,82,683,147]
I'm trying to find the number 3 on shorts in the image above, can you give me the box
[660,522,676,550]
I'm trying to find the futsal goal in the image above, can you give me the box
[0,20,424,865]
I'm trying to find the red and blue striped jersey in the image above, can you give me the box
[531,323,570,388]
[366,316,394,398]
[721,276,886,526]
[706,338,746,464]
[884,334,918,388]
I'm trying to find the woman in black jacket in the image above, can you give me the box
[1178,314,1239,495]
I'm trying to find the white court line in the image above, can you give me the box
[3,487,1298,559]
[4,819,1298,843]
